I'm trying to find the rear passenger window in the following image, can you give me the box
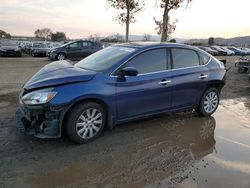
[172,48,200,69]
[124,49,167,74]
[199,52,210,65]
[82,42,92,47]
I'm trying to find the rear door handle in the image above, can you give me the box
[159,80,171,85]
[199,74,208,79]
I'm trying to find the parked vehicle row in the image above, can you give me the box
[20,41,63,57]
[18,40,104,60]
[197,45,250,56]
[2,38,250,59]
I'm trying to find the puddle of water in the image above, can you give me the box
[25,98,250,188]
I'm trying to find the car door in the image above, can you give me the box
[115,48,172,121]
[80,41,94,58]
[170,48,210,109]
[66,41,82,59]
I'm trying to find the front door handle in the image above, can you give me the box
[199,74,208,79]
[159,80,171,85]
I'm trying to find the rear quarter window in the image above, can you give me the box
[199,52,210,65]
[172,48,200,69]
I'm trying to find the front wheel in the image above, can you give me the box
[196,88,220,117]
[64,102,106,144]
[57,53,66,60]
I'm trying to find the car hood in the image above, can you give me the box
[1,46,19,51]
[24,60,97,90]
[50,47,62,51]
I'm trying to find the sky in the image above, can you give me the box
[0,0,250,39]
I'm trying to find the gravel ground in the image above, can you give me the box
[0,55,250,188]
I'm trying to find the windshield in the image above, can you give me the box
[75,46,136,72]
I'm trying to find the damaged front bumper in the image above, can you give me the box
[14,104,66,138]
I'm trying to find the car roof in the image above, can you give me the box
[69,40,95,43]
[117,42,197,50]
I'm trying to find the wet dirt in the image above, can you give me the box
[0,56,250,188]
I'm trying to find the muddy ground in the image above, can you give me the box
[0,55,250,188]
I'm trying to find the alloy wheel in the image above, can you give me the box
[57,54,65,60]
[203,91,219,113]
[76,108,103,139]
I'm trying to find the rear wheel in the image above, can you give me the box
[64,102,106,144]
[196,88,220,117]
[237,67,247,73]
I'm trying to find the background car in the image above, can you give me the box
[210,46,228,56]
[47,40,104,60]
[30,43,49,57]
[0,42,21,57]
[226,46,247,56]
[239,47,250,55]
[219,46,235,55]
[23,42,33,54]
[198,46,219,56]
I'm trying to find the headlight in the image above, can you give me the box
[22,89,57,105]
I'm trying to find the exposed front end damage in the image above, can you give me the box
[14,104,66,138]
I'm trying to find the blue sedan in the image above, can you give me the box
[15,43,226,143]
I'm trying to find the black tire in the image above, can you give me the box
[237,67,247,73]
[64,102,106,144]
[56,53,66,60]
[195,88,220,117]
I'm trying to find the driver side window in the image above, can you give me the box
[123,48,168,74]
[68,42,81,48]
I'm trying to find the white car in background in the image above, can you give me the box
[220,46,235,56]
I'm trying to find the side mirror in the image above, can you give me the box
[118,67,138,77]
[66,46,70,50]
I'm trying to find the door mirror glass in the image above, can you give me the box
[118,67,138,77]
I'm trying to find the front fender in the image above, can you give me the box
[50,81,117,130]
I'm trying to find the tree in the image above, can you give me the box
[154,16,177,38]
[51,32,66,42]
[208,37,214,45]
[154,0,192,42]
[169,38,176,43]
[142,33,152,41]
[34,28,52,40]
[0,30,11,39]
[101,33,124,43]
[107,0,145,42]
